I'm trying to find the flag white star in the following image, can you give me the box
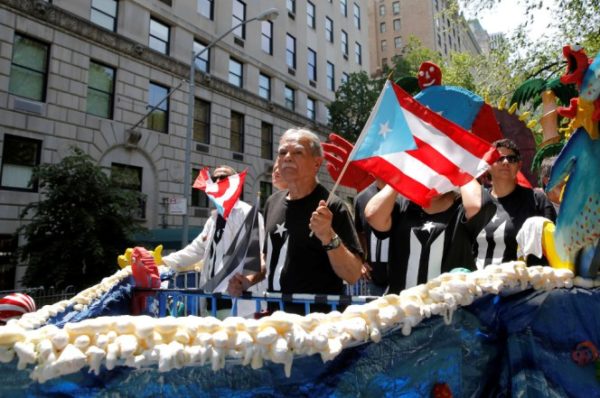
[378,121,392,138]
[422,221,435,232]
[275,222,287,237]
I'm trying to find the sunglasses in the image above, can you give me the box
[212,175,228,182]
[495,155,520,164]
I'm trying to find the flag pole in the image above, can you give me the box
[324,80,391,205]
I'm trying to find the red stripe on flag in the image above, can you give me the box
[354,157,440,207]
[391,83,500,164]
[408,136,474,187]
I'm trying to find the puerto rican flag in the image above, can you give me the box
[193,168,246,219]
[350,80,499,207]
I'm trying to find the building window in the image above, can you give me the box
[381,39,387,52]
[379,4,385,16]
[90,0,117,31]
[325,17,333,42]
[261,20,273,54]
[1,134,41,191]
[147,82,169,133]
[191,168,209,207]
[158,0,172,5]
[194,98,210,144]
[228,58,243,87]
[284,86,295,111]
[392,1,400,15]
[340,0,347,16]
[307,97,316,120]
[326,61,335,91]
[393,18,401,31]
[341,72,349,84]
[341,30,348,57]
[286,0,295,14]
[86,61,115,119]
[380,22,386,33]
[286,34,296,69]
[198,0,214,20]
[193,40,210,73]
[307,48,317,81]
[9,34,49,102]
[232,0,246,39]
[394,36,402,48]
[381,58,387,67]
[307,1,316,28]
[353,3,361,29]
[261,122,273,159]
[259,181,272,209]
[258,73,271,100]
[149,18,170,54]
[355,42,362,65]
[111,163,145,219]
[230,111,244,153]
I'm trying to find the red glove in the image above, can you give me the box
[321,133,374,192]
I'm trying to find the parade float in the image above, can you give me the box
[0,47,599,397]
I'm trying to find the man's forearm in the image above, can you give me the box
[328,245,362,285]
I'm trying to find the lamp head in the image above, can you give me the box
[256,8,279,21]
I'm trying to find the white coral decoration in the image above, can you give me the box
[6,266,152,331]
[0,263,575,382]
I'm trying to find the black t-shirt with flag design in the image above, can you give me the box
[354,183,389,288]
[474,185,556,268]
[373,191,494,294]
[263,184,363,297]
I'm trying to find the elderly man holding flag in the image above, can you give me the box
[325,80,499,294]
[228,128,364,315]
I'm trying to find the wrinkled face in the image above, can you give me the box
[418,61,442,89]
[489,147,521,182]
[277,135,322,184]
[560,44,589,86]
[271,158,287,190]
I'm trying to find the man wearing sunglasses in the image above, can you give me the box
[474,139,556,268]
[162,165,265,318]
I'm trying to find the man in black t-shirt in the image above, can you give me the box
[475,139,556,268]
[228,128,363,314]
[366,179,494,294]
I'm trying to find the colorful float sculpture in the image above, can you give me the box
[545,46,600,278]
[0,47,599,397]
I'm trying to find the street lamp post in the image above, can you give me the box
[181,8,279,249]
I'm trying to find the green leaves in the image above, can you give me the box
[17,147,145,290]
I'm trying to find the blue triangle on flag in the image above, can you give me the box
[352,81,417,161]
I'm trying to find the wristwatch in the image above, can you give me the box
[323,234,341,251]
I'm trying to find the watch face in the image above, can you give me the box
[325,235,340,250]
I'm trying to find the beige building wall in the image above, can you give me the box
[0,0,370,288]
[367,0,482,75]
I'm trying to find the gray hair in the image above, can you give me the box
[539,156,557,186]
[280,128,323,157]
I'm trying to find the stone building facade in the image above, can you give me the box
[0,0,369,288]
[367,0,482,75]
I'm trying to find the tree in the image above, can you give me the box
[17,148,145,291]
[327,71,382,142]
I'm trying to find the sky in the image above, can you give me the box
[463,0,555,40]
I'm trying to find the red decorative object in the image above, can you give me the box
[322,133,374,192]
[431,382,453,398]
[418,61,442,90]
[0,293,36,323]
[572,341,599,366]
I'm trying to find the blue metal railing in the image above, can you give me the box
[134,288,379,318]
